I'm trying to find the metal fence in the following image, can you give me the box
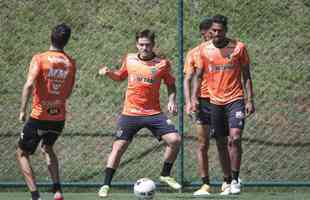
[1,0,310,188]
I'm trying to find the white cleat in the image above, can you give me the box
[231,180,241,194]
[98,185,110,198]
[220,182,231,195]
[193,184,211,196]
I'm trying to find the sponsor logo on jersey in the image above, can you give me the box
[208,63,234,72]
[47,68,69,79]
[48,56,70,67]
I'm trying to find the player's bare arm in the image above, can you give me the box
[242,64,255,117]
[99,65,127,81]
[19,60,40,122]
[184,71,194,115]
[167,84,177,114]
[191,67,203,112]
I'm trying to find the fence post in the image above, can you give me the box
[176,0,184,188]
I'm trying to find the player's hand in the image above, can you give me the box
[168,101,178,115]
[98,65,110,75]
[19,112,26,123]
[185,102,192,115]
[191,97,199,112]
[245,100,255,117]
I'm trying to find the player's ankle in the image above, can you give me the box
[31,191,40,200]
[232,170,239,182]
[201,176,210,185]
[160,161,174,177]
[52,182,62,193]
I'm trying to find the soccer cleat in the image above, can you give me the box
[54,192,64,200]
[193,184,211,196]
[220,182,231,195]
[159,176,182,190]
[98,185,110,198]
[231,180,241,194]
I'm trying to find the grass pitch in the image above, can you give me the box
[1,191,310,200]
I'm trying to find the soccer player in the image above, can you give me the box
[98,29,181,198]
[16,23,76,200]
[184,17,214,196]
[192,15,255,194]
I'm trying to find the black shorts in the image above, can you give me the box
[114,113,178,141]
[211,99,245,138]
[195,97,211,125]
[18,118,65,154]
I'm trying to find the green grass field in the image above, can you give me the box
[1,191,310,200]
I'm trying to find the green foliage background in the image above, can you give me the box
[1,0,310,185]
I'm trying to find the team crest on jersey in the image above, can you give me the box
[150,67,157,77]
[226,53,232,60]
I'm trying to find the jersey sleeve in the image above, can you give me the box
[162,61,176,86]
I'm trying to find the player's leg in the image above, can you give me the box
[16,119,42,200]
[161,132,181,168]
[196,124,209,182]
[41,120,65,200]
[193,123,211,195]
[226,99,245,194]
[159,132,182,190]
[147,113,181,190]
[215,136,232,195]
[99,115,141,197]
[193,97,211,196]
[41,144,63,200]
[210,103,232,195]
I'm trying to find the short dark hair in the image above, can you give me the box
[212,14,228,31]
[135,29,155,44]
[51,23,71,49]
[199,17,213,31]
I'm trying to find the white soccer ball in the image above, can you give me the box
[134,178,156,200]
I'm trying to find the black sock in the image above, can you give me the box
[232,170,239,182]
[104,167,116,186]
[223,176,232,184]
[160,161,174,177]
[201,176,210,185]
[31,191,40,200]
[52,182,62,193]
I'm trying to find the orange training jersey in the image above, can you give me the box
[117,53,175,116]
[30,50,76,121]
[184,45,209,98]
[198,39,250,105]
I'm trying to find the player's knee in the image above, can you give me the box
[16,147,28,158]
[230,136,241,147]
[170,133,181,147]
[197,142,209,152]
[111,141,129,155]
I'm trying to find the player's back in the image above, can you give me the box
[31,50,76,121]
